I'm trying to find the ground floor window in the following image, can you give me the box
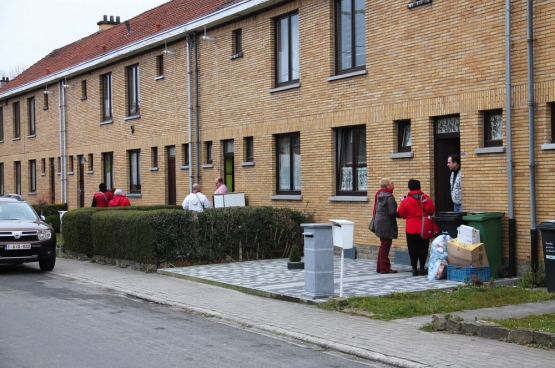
[276,133,301,194]
[129,150,141,193]
[336,125,366,195]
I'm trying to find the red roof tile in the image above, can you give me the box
[0,0,238,94]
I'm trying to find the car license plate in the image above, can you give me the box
[5,244,31,250]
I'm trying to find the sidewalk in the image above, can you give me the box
[51,258,555,368]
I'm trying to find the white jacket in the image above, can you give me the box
[182,192,210,212]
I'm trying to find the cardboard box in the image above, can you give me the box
[447,239,489,267]
[457,225,481,245]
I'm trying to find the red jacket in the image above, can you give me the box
[108,195,131,207]
[92,191,114,207]
[397,190,435,234]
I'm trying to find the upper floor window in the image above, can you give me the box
[276,133,301,194]
[275,12,299,87]
[336,126,366,195]
[101,73,112,121]
[13,102,20,139]
[233,29,243,55]
[43,93,49,110]
[335,0,366,74]
[397,120,411,153]
[129,149,141,193]
[29,160,36,192]
[156,55,164,77]
[127,64,140,116]
[81,80,87,100]
[484,110,503,147]
[0,106,3,141]
[245,137,254,162]
[28,97,36,136]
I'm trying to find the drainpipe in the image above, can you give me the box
[186,35,193,193]
[58,81,67,204]
[194,33,200,183]
[527,0,538,272]
[505,0,516,277]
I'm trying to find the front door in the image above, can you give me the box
[167,146,176,205]
[434,115,460,213]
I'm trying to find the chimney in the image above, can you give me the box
[0,77,10,87]
[97,15,121,32]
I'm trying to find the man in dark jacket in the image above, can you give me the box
[91,183,114,207]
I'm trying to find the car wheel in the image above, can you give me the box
[39,256,56,271]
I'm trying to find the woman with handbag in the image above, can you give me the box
[397,179,436,276]
[372,178,400,274]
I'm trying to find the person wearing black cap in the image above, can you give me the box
[397,179,436,276]
[91,183,114,207]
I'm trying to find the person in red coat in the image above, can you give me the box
[108,189,131,207]
[91,183,114,207]
[397,179,435,276]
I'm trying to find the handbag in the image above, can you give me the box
[419,195,439,240]
[368,217,376,233]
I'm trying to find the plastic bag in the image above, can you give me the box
[427,234,451,281]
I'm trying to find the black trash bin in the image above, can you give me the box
[432,212,468,239]
[536,220,555,292]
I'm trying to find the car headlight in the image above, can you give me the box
[37,229,52,241]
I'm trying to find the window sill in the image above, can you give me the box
[43,107,49,111]
[328,196,368,202]
[40,173,46,176]
[100,119,113,125]
[390,152,414,159]
[150,167,159,171]
[270,195,303,201]
[269,82,301,94]
[230,51,243,60]
[327,69,368,82]
[541,143,555,150]
[57,172,61,176]
[80,96,87,101]
[27,192,37,196]
[124,114,141,121]
[13,137,21,141]
[127,193,142,198]
[180,165,190,170]
[87,170,94,174]
[202,164,214,168]
[241,162,255,166]
[155,75,164,81]
[27,134,36,139]
[68,171,74,175]
[474,146,506,154]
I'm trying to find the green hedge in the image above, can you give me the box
[61,206,312,267]
[31,202,66,233]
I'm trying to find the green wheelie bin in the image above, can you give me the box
[462,212,505,278]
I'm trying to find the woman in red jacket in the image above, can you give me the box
[397,179,435,276]
[108,189,131,207]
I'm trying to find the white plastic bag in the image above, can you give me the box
[427,234,451,281]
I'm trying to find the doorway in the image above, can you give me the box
[434,115,460,213]
[167,146,176,205]
[223,140,234,192]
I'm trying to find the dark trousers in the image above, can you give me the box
[406,232,430,269]
[377,238,393,273]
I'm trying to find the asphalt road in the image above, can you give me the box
[0,264,388,368]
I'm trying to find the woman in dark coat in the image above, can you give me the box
[372,178,399,274]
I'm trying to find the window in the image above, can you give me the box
[275,12,299,86]
[14,161,21,194]
[182,144,190,166]
[552,103,555,143]
[88,154,94,171]
[335,0,366,74]
[245,137,254,162]
[57,157,61,174]
[13,102,20,139]
[129,150,141,193]
[43,93,49,110]
[101,73,112,121]
[276,133,301,194]
[0,106,3,141]
[206,142,213,164]
[156,55,164,77]
[127,64,140,116]
[484,110,503,147]
[28,97,36,136]
[0,163,3,195]
[397,120,411,153]
[81,80,87,100]
[68,156,74,172]
[151,147,158,168]
[41,158,46,174]
[233,29,243,55]
[102,152,113,189]
[336,126,366,195]
[29,160,36,192]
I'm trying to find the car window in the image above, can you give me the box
[0,203,39,221]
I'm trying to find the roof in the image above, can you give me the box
[0,0,240,96]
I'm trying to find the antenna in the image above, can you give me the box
[162,41,176,55]
[201,25,216,41]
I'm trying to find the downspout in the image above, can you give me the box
[194,33,200,183]
[58,81,67,204]
[527,0,538,272]
[186,35,193,193]
[505,0,516,277]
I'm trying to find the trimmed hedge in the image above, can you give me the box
[30,202,66,233]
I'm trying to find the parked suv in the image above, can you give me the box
[0,194,57,271]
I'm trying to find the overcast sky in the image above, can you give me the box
[0,0,167,77]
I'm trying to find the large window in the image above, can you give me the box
[29,160,36,192]
[397,120,411,153]
[276,133,301,194]
[101,73,112,121]
[13,102,20,139]
[336,126,366,195]
[484,110,503,147]
[275,12,299,87]
[335,0,366,74]
[28,97,36,136]
[14,161,21,195]
[103,152,113,189]
[0,106,3,141]
[127,64,140,116]
[129,150,141,193]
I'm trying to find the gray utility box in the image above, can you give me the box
[301,223,335,299]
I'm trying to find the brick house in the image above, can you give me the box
[1,0,554,275]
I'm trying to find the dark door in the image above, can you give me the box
[167,146,176,205]
[434,115,460,213]
[79,156,85,207]
[49,158,56,203]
